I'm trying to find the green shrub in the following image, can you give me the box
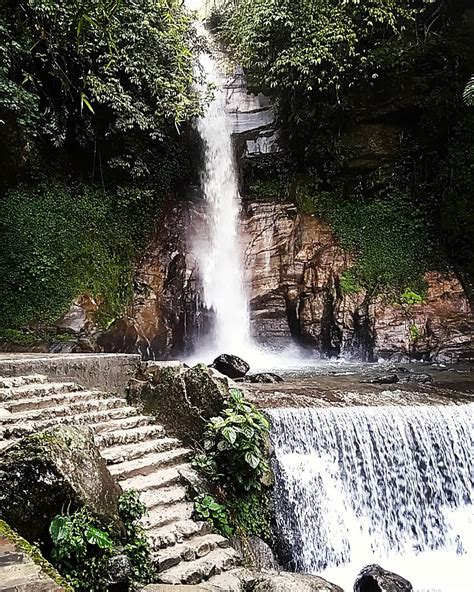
[400,288,424,306]
[314,191,431,297]
[0,183,135,328]
[49,491,153,592]
[339,270,362,296]
[192,389,272,539]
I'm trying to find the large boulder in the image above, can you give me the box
[0,426,122,543]
[129,363,231,444]
[210,354,250,379]
[231,536,279,571]
[354,564,413,592]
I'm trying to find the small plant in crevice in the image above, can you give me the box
[118,490,154,585]
[192,388,273,540]
[194,494,233,538]
[49,490,153,592]
[408,323,422,343]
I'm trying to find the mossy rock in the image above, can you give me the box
[129,363,230,444]
[0,426,122,544]
[0,519,73,591]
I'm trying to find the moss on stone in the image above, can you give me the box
[0,519,73,591]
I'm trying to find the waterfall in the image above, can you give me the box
[269,404,473,591]
[193,47,252,357]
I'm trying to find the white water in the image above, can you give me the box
[269,404,474,592]
[193,48,252,357]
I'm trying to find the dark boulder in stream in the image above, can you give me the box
[399,373,433,384]
[361,374,399,385]
[354,564,413,592]
[210,354,250,379]
[245,373,284,384]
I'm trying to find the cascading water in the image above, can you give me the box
[193,47,252,357]
[269,403,473,591]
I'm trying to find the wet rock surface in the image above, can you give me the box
[244,373,284,384]
[399,373,433,384]
[241,201,473,363]
[354,564,413,592]
[361,374,399,385]
[210,355,250,379]
[243,363,473,410]
[0,426,122,543]
[231,536,279,571]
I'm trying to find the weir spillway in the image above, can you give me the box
[268,402,473,592]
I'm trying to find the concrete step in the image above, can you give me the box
[0,374,48,389]
[154,533,230,572]
[0,562,62,590]
[157,547,240,585]
[0,399,137,438]
[142,502,194,530]
[2,390,100,413]
[95,423,164,446]
[120,463,191,492]
[0,381,82,403]
[110,448,192,480]
[146,520,210,550]
[102,437,181,465]
[91,414,152,435]
[139,484,188,510]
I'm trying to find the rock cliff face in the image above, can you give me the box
[96,64,473,363]
[99,199,211,360]
[241,200,472,362]
[101,198,472,363]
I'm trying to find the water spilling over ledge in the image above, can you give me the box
[268,403,473,592]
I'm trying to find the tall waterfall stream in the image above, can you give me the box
[269,403,473,591]
[193,47,251,357]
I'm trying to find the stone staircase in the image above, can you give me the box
[0,373,240,586]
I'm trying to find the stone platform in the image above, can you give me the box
[0,353,140,394]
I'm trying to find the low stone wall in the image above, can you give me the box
[0,353,141,393]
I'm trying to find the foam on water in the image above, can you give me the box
[268,404,474,591]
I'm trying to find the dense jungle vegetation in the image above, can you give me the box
[0,0,473,340]
[0,0,203,333]
[213,0,474,300]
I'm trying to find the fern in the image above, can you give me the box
[463,76,474,106]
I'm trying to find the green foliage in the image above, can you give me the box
[118,490,154,585]
[227,491,272,540]
[400,288,424,306]
[245,154,294,201]
[192,389,272,538]
[200,389,270,494]
[218,0,434,101]
[313,190,432,296]
[194,494,233,538]
[49,492,153,592]
[0,0,202,141]
[49,508,114,592]
[0,328,73,346]
[0,182,135,328]
[339,270,362,296]
[408,323,422,342]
